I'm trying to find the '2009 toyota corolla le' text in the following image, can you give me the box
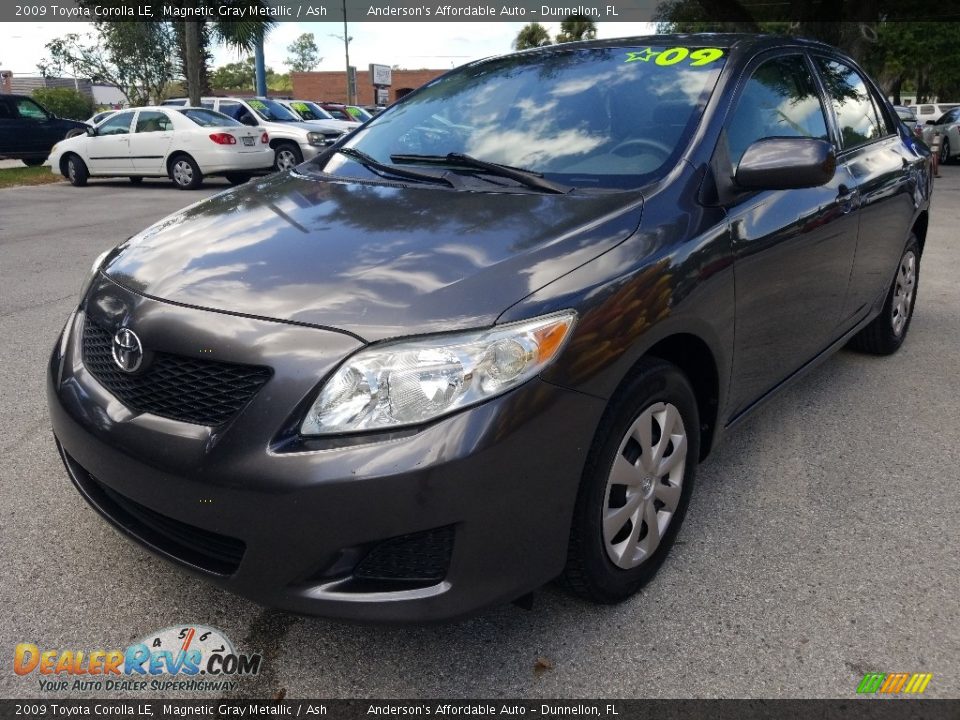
[47,35,932,622]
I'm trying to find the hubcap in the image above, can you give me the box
[941,140,949,164]
[173,160,193,186]
[276,149,297,170]
[891,250,916,336]
[602,401,688,569]
[68,160,76,180]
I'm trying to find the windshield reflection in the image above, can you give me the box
[326,46,725,190]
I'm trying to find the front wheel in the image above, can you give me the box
[941,138,952,165]
[22,157,45,167]
[169,155,203,190]
[848,235,919,355]
[65,154,88,187]
[273,143,302,172]
[561,359,700,603]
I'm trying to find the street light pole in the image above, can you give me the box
[342,0,352,104]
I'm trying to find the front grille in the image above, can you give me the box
[82,318,271,426]
[354,526,455,584]
[60,446,245,576]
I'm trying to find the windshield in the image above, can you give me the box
[178,108,242,127]
[348,106,373,122]
[288,101,334,121]
[247,98,300,122]
[324,45,726,190]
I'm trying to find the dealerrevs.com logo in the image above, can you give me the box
[14,625,262,693]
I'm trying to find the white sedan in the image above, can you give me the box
[47,106,274,189]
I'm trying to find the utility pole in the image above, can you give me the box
[254,29,267,97]
[341,0,353,104]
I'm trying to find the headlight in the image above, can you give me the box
[306,132,327,146]
[78,248,111,306]
[301,311,577,435]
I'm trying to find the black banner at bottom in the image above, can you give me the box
[2,700,960,720]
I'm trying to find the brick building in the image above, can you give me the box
[291,69,447,105]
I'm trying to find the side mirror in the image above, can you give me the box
[735,137,836,191]
[85,126,97,137]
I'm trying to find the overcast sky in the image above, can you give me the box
[0,21,656,77]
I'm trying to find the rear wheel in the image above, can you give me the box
[561,360,699,603]
[848,235,919,355]
[64,128,86,139]
[273,142,302,172]
[224,172,251,186]
[22,157,45,167]
[169,154,203,190]
[65,154,88,187]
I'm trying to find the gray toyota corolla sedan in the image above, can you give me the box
[48,34,931,622]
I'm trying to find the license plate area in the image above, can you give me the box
[242,136,255,146]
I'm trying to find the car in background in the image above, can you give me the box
[0,94,87,166]
[162,96,342,171]
[893,105,921,137]
[913,101,960,126]
[922,106,960,163]
[333,104,373,123]
[86,110,119,127]
[48,106,273,189]
[317,102,355,122]
[274,99,359,134]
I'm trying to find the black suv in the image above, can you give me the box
[0,94,87,166]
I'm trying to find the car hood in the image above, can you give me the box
[103,171,643,341]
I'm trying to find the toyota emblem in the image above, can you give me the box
[111,327,143,373]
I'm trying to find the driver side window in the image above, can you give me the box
[726,54,830,167]
[97,112,134,136]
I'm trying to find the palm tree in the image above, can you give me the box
[555,16,598,43]
[513,23,553,50]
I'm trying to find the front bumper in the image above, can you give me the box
[47,279,605,622]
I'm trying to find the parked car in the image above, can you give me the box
[49,35,931,622]
[912,101,960,126]
[162,96,342,171]
[319,102,373,123]
[273,99,359,134]
[47,106,273,189]
[0,94,87,166]
[85,110,119,126]
[921,106,960,163]
[893,105,921,137]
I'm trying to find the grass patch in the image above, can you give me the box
[0,165,63,188]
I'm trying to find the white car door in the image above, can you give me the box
[86,110,135,174]
[129,110,174,174]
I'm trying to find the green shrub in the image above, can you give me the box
[31,87,94,120]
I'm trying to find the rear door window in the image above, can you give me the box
[815,58,888,149]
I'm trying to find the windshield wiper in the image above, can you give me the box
[390,152,572,194]
[336,147,458,187]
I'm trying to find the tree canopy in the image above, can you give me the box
[513,22,552,50]
[285,33,322,72]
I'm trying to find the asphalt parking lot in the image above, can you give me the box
[1,170,958,700]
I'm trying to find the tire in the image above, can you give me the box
[129,176,143,185]
[224,172,251,186]
[169,154,203,190]
[848,235,920,355]
[64,128,86,139]
[941,138,952,165]
[64,154,88,187]
[561,359,700,603]
[22,157,45,167]
[273,142,302,172]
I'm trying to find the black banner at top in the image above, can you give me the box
[4,0,960,23]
